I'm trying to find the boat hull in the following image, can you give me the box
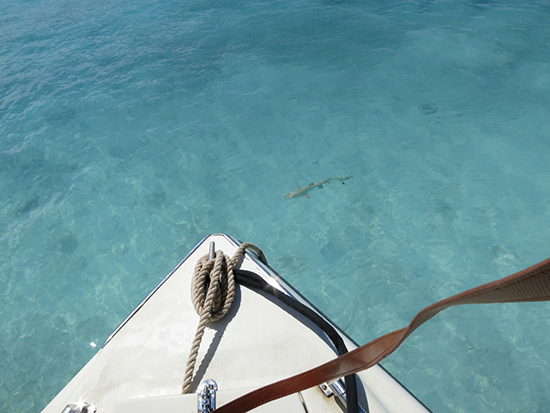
[44,234,428,412]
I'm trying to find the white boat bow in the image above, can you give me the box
[44,234,429,413]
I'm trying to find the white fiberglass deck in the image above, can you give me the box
[44,234,427,413]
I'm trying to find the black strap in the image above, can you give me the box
[235,269,363,413]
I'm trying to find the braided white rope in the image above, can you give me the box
[181,242,266,394]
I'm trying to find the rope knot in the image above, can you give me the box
[191,250,235,323]
[182,241,266,394]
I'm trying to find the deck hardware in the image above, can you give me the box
[320,379,367,413]
[319,382,334,397]
[61,401,96,413]
[209,241,215,260]
[197,379,218,413]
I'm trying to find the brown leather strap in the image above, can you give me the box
[214,256,550,412]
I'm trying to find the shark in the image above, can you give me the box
[284,176,352,199]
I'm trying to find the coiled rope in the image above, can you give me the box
[182,242,267,394]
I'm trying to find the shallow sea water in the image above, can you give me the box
[1,0,550,411]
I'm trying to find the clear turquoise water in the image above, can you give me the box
[1,0,550,411]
